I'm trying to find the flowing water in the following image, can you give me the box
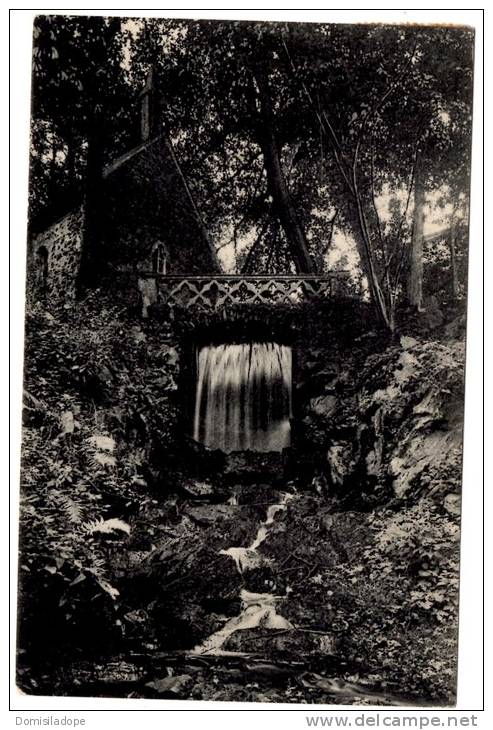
[192,493,294,656]
[193,342,292,453]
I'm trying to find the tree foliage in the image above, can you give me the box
[127,20,473,316]
[29,15,135,228]
[29,16,473,326]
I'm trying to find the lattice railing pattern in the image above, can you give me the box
[138,274,349,316]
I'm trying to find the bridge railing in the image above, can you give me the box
[137,273,350,317]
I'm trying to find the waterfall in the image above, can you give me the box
[193,342,292,453]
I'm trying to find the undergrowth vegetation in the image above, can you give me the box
[17,296,464,705]
[18,296,180,665]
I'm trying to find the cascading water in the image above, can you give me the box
[192,493,294,656]
[193,342,292,453]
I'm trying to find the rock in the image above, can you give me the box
[137,277,158,318]
[365,407,385,477]
[443,493,461,516]
[400,335,418,349]
[301,413,331,448]
[184,504,249,526]
[327,441,356,487]
[390,430,456,499]
[228,483,280,505]
[145,674,193,697]
[224,449,285,478]
[320,513,334,533]
[179,478,216,500]
[312,473,329,495]
[309,395,338,419]
[365,439,383,477]
[79,660,146,685]
[123,608,148,624]
[223,627,333,659]
[444,314,466,339]
[158,343,179,366]
[152,373,177,390]
[413,388,442,419]
[420,296,444,330]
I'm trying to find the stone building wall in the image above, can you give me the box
[27,133,220,309]
[27,206,84,306]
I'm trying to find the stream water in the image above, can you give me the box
[188,494,413,706]
[52,490,418,705]
[192,494,294,656]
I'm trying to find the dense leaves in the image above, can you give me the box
[18,296,180,663]
[30,17,473,327]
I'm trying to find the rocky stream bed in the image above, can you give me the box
[19,486,446,707]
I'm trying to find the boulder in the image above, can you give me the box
[365,439,383,478]
[400,335,419,350]
[327,441,357,487]
[145,674,194,697]
[179,478,217,500]
[224,450,285,478]
[390,429,457,499]
[443,493,461,516]
[309,395,339,419]
[227,483,281,505]
[158,343,179,366]
[65,659,147,687]
[365,406,385,477]
[420,296,445,330]
[183,503,251,527]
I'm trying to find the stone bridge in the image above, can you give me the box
[137,273,350,317]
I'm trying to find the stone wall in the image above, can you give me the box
[27,206,84,306]
[141,298,381,489]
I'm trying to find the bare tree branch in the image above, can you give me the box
[280,31,355,197]
[369,135,385,255]
[241,215,271,273]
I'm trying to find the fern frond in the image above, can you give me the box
[82,517,131,536]
[50,491,84,524]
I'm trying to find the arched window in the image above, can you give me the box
[152,243,167,275]
[36,246,49,291]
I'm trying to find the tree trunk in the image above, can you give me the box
[47,124,59,205]
[77,117,106,292]
[449,225,459,299]
[346,200,393,330]
[407,155,425,309]
[65,139,77,186]
[253,67,315,274]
